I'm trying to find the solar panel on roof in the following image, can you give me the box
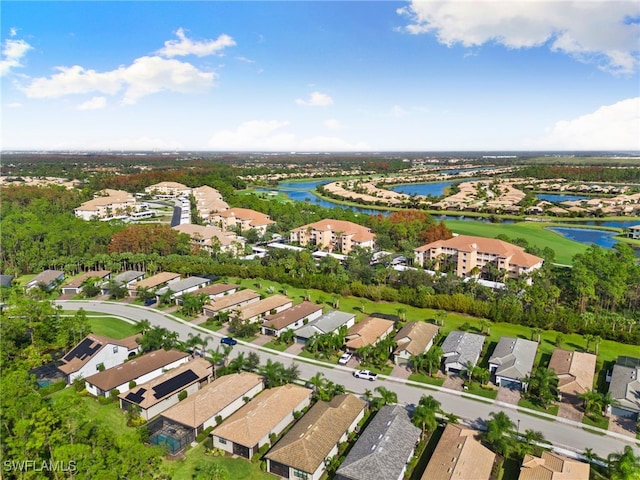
[124,387,147,404]
[152,370,199,399]
[63,337,103,362]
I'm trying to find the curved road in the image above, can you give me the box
[57,300,639,459]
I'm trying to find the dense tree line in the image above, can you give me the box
[517,165,640,183]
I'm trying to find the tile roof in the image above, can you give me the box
[156,276,209,295]
[265,394,366,473]
[198,283,239,296]
[393,322,439,357]
[345,317,395,350]
[263,301,323,331]
[519,452,590,480]
[203,289,260,313]
[441,331,486,370]
[85,349,189,391]
[217,207,275,226]
[336,405,421,480]
[608,356,640,414]
[118,357,212,410]
[489,337,538,381]
[548,349,596,395]
[420,424,496,480]
[292,219,375,243]
[295,311,355,339]
[26,270,64,287]
[111,271,145,285]
[234,295,291,321]
[160,372,263,428]
[63,270,111,288]
[130,272,181,290]
[58,333,140,374]
[212,384,313,448]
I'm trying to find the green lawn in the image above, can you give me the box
[88,316,139,339]
[443,220,590,265]
[50,387,130,433]
[518,398,559,416]
[261,340,290,352]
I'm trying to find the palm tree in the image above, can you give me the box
[396,307,407,322]
[307,372,326,396]
[578,388,602,417]
[607,445,640,480]
[599,391,616,417]
[411,395,441,438]
[584,333,594,353]
[484,411,515,456]
[582,448,600,465]
[435,310,447,326]
[593,335,602,355]
[531,327,542,343]
[372,386,398,409]
[423,346,443,377]
[137,319,151,335]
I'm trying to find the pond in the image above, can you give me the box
[536,193,591,203]
[278,180,332,190]
[547,227,631,251]
[388,181,455,197]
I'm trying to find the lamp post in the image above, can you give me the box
[517,419,521,436]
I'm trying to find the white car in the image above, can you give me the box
[338,352,353,365]
[353,370,378,381]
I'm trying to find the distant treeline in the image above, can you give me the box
[517,165,640,183]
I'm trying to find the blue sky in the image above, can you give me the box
[1,1,639,151]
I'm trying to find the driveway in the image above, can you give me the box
[284,342,305,356]
[496,386,521,405]
[391,363,412,380]
[608,413,638,438]
[443,374,464,392]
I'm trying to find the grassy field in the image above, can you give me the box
[88,316,139,339]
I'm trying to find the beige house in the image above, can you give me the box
[211,207,275,236]
[261,301,324,336]
[172,224,244,255]
[233,294,292,323]
[629,225,640,240]
[290,219,375,254]
[61,270,111,295]
[548,349,596,406]
[128,272,181,296]
[519,452,589,480]
[345,316,395,351]
[212,384,313,458]
[144,181,191,198]
[198,283,239,301]
[414,234,543,282]
[202,289,261,317]
[192,185,229,218]
[265,394,366,480]
[393,322,440,365]
[421,424,496,480]
[118,357,213,420]
[74,189,139,221]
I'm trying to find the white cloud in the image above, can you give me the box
[9,28,18,37]
[528,97,640,150]
[295,91,334,107]
[324,118,342,130]
[157,28,236,58]
[398,1,640,74]
[391,105,408,117]
[236,56,255,64]
[5,102,22,108]
[208,119,368,151]
[0,38,32,76]
[22,56,216,104]
[77,96,107,110]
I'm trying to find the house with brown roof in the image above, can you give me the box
[118,357,213,420]
[212,384,313,458]
[233,294,292,323]
[290,219,376,254]
[518,452,589,480]
[192,185,229,218]
[211,207,275,236]
[421,424,496,480]
[172,223,244,256]
[197,283,239,301]
[393,322,439,365]
[58,333,140,384]
[262,301,323,336]
[74,189,139,220]
[84,349,190,397]
[127,272,181,296]
[144,181,191,198]
[61,270,111,295]
[345,316,395,351]
[202,289,261,317]
[157,372,264,437]
[265,394,366,480]
[414,234,543,283]
[548,349,596,406]
[25,270,65,292]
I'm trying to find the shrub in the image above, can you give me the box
[38,380,66,396]
[196,426,213,443]
[178,390,188,401]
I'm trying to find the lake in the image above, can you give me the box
[389,181,455,197]
[536,193,591,203]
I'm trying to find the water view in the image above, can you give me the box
[547,227,620,249]
[389,181,455,197]
[536,193,591,203]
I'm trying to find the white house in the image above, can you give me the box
[261,301,323,336]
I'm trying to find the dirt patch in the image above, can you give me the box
[496,386,521,405]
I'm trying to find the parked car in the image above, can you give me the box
[220,336,238,346]
[353,370,377,381]
[338,352,353,365]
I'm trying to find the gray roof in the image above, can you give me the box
[111,271,145,285]
[156,276,209,295]
[442,331,486,370]
[0,275,14,288]
[26,270,64,288]
[489,337,538,381]
[335,405,420,480]
[295,310,355,339]
[608,357,640,414]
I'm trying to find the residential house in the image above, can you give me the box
[118,357,213,420]
[155,276,210,304]
[290,219,376,254]
[488,337,538,390]
[172,223,243,255]
[25,270,64,292]
[414,235,543,283]
[74,189,139,220]
[335,405,420,480]
[393,322,439,366]
[608,356,640,418]
[128,272,181,297]
[61,270,111,295]
[144,181,191,198]
[211,207,275,236]
[202,289,261,317]
[157,372,264,438]
[518,452,589,480]
[345,316,395,351]
[261,301,324,336]
[192,185,229,218]
[233,295,292,323]
[84,349,190,397]
[197,283,239,301]
[101,270,145,295]
[58,333,140,384]
[548,349,596,406]
[420,424,496,480]
[265,394,366,480]
[294,311,356,343]
[0,274,14,288]
[212,384,313,458]
[628,225,640,240]
[441,331,486,374]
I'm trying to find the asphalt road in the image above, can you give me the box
[57,300,639,459]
